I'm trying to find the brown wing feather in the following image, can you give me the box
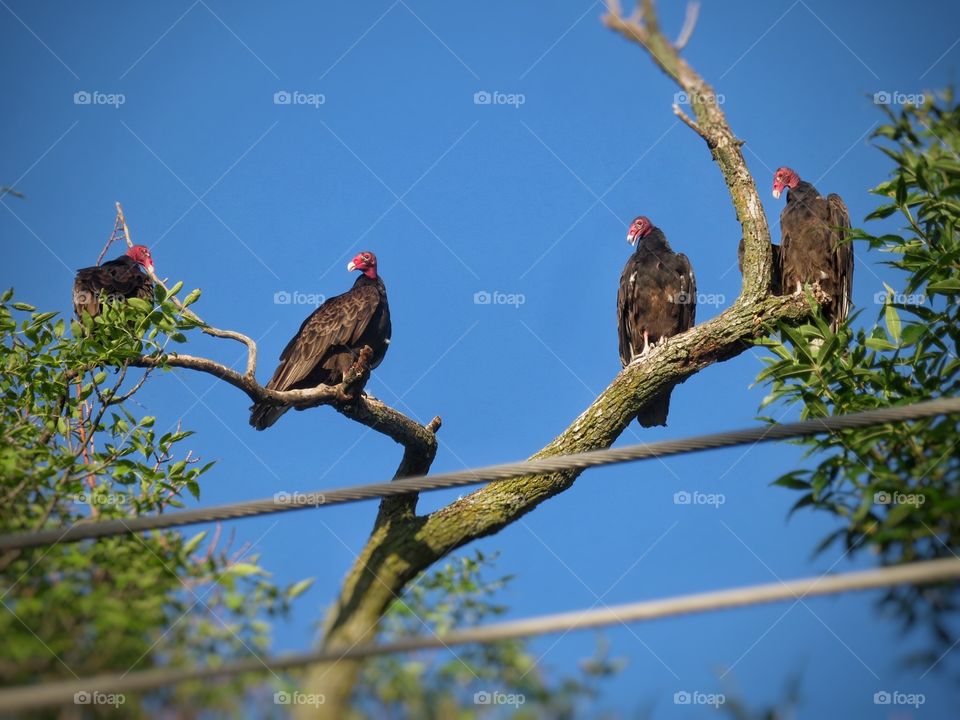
[616,265,634,367]
[675,252,696,332]
[73,258,153,318]
[828,193,853,327]
[265,284,381,391]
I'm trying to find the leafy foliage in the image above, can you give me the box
[0,286,310,714]
[351,550,624,719]
[755,91,960,652]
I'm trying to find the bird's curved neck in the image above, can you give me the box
[354,271,380,285]
[787,180,816,201]
[637,227,669,250]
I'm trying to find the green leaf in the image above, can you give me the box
[288,578,315,598]
[865,337,897,351]
[884,303,902,344]
[865,205,898,221]
[183,531,208,555]
[182,289,202,307]
[926,278,960,292]
[126,297,153,312]
[227,563,266,577]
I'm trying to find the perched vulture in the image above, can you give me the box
[737,237,782,295]
[617,216,696,427]
[250,251,391,430]
[73,245,155,319]
[773,166,853,329]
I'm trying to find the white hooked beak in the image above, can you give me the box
[772,188,782,200]
[346,261,357,272]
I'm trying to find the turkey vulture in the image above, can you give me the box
[73,245,155,319]
[617,216,696,427]
[773,166,853,329]
[737,237,782,294]
[250,251,391,430]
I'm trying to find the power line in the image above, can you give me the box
[1,557,957,713]
[2,397,958,553]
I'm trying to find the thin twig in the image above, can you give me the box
[674,1,700,50]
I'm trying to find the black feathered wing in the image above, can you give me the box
[250,282,387,430]
[675,252,696,333]
[828,193,853,329]
[73,257,153,318]
[265,284,383,392]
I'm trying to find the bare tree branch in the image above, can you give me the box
[603,0,774,297]
[674,1,700,50]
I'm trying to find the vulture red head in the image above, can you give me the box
[626,216,654,246]
[772,167,800,200]
[126,245,155,274]
[347,250,378,278]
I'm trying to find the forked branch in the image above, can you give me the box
[297,3,802,717]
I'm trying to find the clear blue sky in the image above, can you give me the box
[2,1,958,716]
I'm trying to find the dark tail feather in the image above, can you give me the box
[636,387,672,428]
[249,403,289,431]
